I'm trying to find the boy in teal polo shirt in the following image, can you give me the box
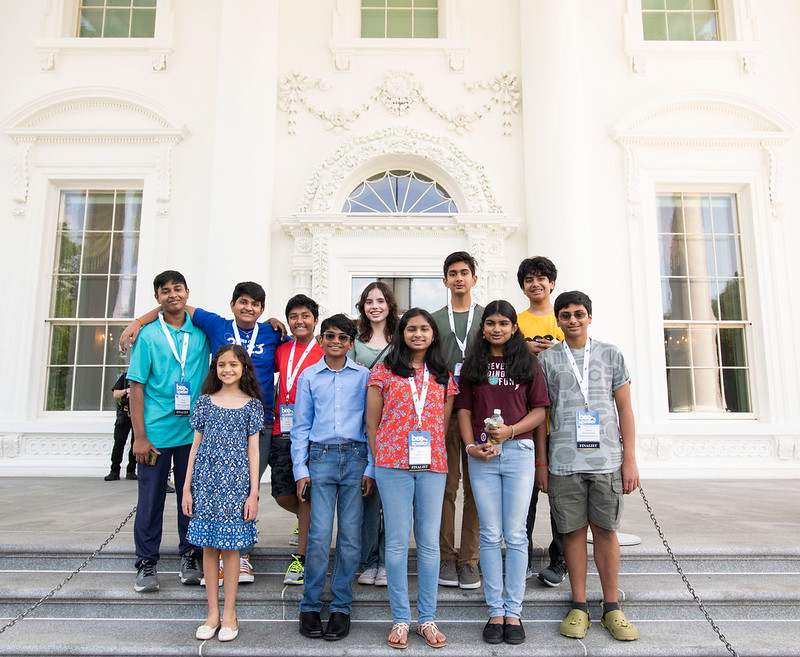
[128,270,211,593]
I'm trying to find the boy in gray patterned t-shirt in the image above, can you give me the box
[536,291,640,642]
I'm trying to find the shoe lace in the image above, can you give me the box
[291,522,299,535]
[287,556,303,574]
[182,552,199,571]
[139,561,156,578]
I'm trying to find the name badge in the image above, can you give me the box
[453,362,463,380]
[279,404,294,435]
[174,381,191,416]
[575,410,600,449]
[408,430,432,471]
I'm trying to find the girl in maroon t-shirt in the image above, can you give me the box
[455,300,549,646]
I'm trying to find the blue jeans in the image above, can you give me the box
[468,439,536,619]
[361,486,385,569]
[376,466,446,625]
[300,441,367,614]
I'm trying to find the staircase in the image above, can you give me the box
[1,543,798,656]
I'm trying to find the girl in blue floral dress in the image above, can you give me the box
[182,344,263,642]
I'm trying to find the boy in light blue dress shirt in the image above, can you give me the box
[291,314,375,642]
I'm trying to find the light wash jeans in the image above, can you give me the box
[300,441,367,614]
[376,466,446,624]
[468,439,536,619]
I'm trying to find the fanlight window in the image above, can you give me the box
[342,170,458,213]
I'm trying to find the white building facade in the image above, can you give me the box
[1,0,798,478]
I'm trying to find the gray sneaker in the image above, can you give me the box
[458,562,481,589]
[438,558,458,586]
[538,561,567,587]
[134,559,159,593]
[179,550,202,585]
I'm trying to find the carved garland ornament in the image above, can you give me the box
[278,71,520,136]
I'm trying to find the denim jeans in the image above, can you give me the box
[300,441,367,614]
[468,439,536,619]
[376,466,446,624]
[360,486,385,569]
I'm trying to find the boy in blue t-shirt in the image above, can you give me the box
[128,270,211,594]
[121,280,287,583]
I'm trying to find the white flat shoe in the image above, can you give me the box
[218,625,239,642]
[195,623,219,640]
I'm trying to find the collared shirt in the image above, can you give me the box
[127,311,210,449]
[290,356,374,481]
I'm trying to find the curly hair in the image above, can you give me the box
[460,300,538,385]
[201,344,263,401]
[355,281,399,343]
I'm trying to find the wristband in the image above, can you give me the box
[135,318,145,327]
[535,461,548,467]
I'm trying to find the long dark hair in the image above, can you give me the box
[384,308,450,385]
[356,281,399,343]
[201,344,263,400]
[460,300,538,385]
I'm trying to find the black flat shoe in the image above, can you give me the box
[299,611,323,638]
[324,612,350,640]
[482,620,504,644]
[504,620,526,644]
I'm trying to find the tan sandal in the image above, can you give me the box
[417,621,447,648]
[388,622,409,649]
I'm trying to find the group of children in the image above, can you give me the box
[120,251,640,647]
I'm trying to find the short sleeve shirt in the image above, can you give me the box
[516,310,565,343]
[191,308,285,421]
[538,339,630,476]
[430,305,485,374]
[272,339,325,435]
[454,356,549,442]
[127,312,211,449]
[368,363,458,473]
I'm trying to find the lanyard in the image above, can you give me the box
[408,365,430,430]
[158,312,189,381]
[563,339,591,410]
[447,291,475,360]
[231,320,259,357]
[285,340,316,402]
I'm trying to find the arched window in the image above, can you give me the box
[342,169,458,213]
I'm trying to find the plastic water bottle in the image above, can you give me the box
[483,409,504,454]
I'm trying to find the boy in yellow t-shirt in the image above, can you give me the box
[516,256,566,587]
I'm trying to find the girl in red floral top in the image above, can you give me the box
[367,308,458,649]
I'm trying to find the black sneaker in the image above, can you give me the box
[538,561,567,587]
[104,472,120,481]
[166,483,175,494]
[125,472,138,480]
[134,559,159,592]
[180,551,202,585]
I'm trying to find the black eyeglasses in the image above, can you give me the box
[322,331,351,342]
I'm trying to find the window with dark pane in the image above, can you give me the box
[78,0,156,38]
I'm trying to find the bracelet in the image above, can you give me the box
[535,461,548,467]
[465,443,475,453]
[510,424,516,439]
[135,318,145,327]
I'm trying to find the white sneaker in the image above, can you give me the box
[289,521,299,547]
[238,556,254,584]
[358,566,378,585]
[374,566,388,586]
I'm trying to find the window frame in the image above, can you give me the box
[76,0,158,39]
[657,190,754,416]
[622,0,760,74]
[35,0,174,71]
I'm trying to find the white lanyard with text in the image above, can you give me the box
[563,338,591,411]
[447,292,475,360]
[158,313,189,381]
[408,365,430,430]
[285,340,315,402]
[231,320,259,357]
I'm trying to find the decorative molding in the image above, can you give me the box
[298,125,502,214]
[278,70,520,136]
[672,437,772,459]
[4,88,186,215]
[1,434,22,458]
[777,437,798,461]
[26,437,108,456]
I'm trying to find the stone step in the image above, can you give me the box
[0,617,796,657]
[1,569,798,621]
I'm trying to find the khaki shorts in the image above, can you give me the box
[548,469,623,534]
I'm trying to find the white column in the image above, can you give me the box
[519,0,588,283]
[205,0,279,308]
